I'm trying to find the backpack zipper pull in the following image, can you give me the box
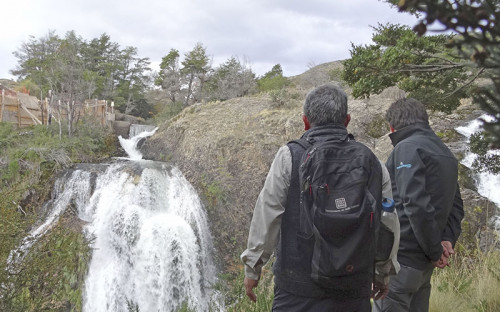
[301,148,317,166]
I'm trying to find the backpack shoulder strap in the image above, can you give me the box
[288,137,313,151]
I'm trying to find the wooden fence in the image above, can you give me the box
[0,88,114,128]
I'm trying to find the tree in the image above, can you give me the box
[181,43,211,106]
[10,30,60,95]
[155,48,182,104]
[382,0,500,149]
[81,33,122,100]
[113,46,151,115]
[342,23,471,113]
[205,56,256,101]
[11,31,153,121]
[383,0,500,170]
[257,64,289,92]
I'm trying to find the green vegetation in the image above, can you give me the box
[0,121,115,310]
[342,23,470,114]
[345,0,500,171]
[367,115,390,139]
[219,247,500,312]
[257,64,290,92]
[469,132,500,174]
[217,264,275,312]
[385,0,500,149]
[12,31,152,119]
[430,248,500,312]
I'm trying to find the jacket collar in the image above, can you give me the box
[389,122,432,146]
[301,124,348,141]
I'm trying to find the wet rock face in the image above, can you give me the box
[142,64,495,270]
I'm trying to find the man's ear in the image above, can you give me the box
[344,114,351,127]
[302,115,311,130]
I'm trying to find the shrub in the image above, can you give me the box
[269,89,289,108]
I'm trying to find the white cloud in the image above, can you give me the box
[0,0,419,80]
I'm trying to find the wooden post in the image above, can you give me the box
[0,89,4,122]
[18,99,21,127]
[45,98,49,126]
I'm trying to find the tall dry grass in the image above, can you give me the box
[430,245,500,312]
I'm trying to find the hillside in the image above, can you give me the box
[142,61,495,271]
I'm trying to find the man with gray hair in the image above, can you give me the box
[241,84,399,311]
[374,98,464,312]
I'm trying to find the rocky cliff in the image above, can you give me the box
[142,61,498,271]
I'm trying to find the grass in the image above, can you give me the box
[223,265,275,312]
[430,246,500,312]
[220,246,500,312]
[0,121,114,311]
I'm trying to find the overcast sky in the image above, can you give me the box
[1,0,419,80]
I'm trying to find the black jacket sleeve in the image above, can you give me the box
[441,184,464,246]
[392,143,443,262]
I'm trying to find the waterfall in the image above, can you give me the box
[129,124,158,138]
[118,127,158,160]
[81,162,217,311]
[456,115,500,228]
[6,129,221,311]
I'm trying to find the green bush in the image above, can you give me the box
[269,89,289,108]
[257,76,289,92]
[366,116,390,138]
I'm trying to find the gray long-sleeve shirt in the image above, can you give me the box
[241,145,400,283]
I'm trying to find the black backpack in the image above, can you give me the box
[290,133,382,291]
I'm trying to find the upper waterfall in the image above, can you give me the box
[118,126,158,160]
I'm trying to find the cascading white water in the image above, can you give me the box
[456,115,500,228]
[6,129,221,311]
[129,124,158,138]
[118,127,158,160]
[7,169,93,266]
[81,162,217,312]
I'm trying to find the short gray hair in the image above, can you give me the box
[303,84,348,126]
[385,98,429,130]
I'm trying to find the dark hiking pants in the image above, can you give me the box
[373,264,434,312]
[272,285,371,312]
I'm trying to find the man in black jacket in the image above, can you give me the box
[374,98,464,312]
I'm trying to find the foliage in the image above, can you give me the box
[0,216,91,312]
[367,115,390,138]
[11,31,152,122]
[155,49,182,104]
[217,247,500,312]
[151,100,185,125]
[218,264,275,312]
[469,132,500,174]
[181,43,211,106]
[205,56,257,101]
[385,0,500,148]
[0,122,114,310]
[269,89,290,108]
[257,64,290,92]
[200,176,227,210]
[342,23,471,113]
